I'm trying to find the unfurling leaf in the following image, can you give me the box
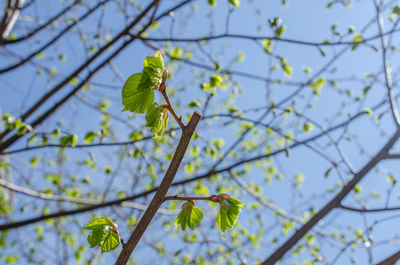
[121,51,165,113]
[217,195,244,232]
[308,77,326,96]
[84,218,120,253]
[175,201,204,231]
[145,103,169,136]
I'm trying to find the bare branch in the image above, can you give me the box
[0,179,176,214]
[115,111,201,265]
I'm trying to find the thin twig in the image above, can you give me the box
[161,89,186,130]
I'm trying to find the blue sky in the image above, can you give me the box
[2,0,400,264]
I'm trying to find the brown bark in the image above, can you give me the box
[114,111,201,265]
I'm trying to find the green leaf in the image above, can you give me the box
[229,0,240,7]
[70,134,78,147]
[60,134,78,147]
[309,77,326,96]
[85,218,120,253]
[218,196,244,232]
[263,39,273,54]
[84,218,109,230]
[87,225,108,248]
[101,230,120,253]
[145,103,169,136]
[275,26,286,38]
[393,4,400,16]
[210,75,223,87]
[208,0,216,6]
[84,132,96,144]
[122,73,155,113]
[175,201,203,231]
[352,33,363,50]
[142,52,165,90]
[303,122,314,132]
[30,155,40,167]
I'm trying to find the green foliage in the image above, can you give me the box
[121,51,165,113]
[122,73,155,113]
[84,131,97,144]
[175,201,204,231]
[393,4,400,16]
[60,134,78,147]
[84,218,120,253]
[263,39,273,54]
[121,51,172,136]
[308,77,326,96]
[352,33,363,50]
[208,0,216,7]
[229,0,240,7]
[303,122,314,132]
[145,103,169,137]
[217,195,245,232]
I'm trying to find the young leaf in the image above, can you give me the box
[145,103,169,136]
[84,218,110,230]
[229,0,240,7]
[122,73,155,113]
[84,218,120,253]
[84,132,96,144]
[87,225,108,248]
[101,230,120,253]
[217,195,244,232]
[142,51,165,90]
[175,201,204,231]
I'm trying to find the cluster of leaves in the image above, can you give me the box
[175,201,204,231]
[2,113,32,135]
[121,51,169,136]
[84,218,121,253]
[175,194,245,232]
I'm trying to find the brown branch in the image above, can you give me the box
[0,0,160,142]
[1,0,82,45]
[130,26,400,47]
[376,250,400,265]
[0,0,194,153]
[0,0,111,74]
[383,153,400,159]
[163,195,213,202]
[0,179,176,214]
[161,88,185,130]
[114,111,201,265]
[339,204,400,213]
[0,110,371,231]
[0,0,24,40]
[261,130,400,265]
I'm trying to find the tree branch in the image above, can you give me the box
[0,110,372,231]
[0,0,160,142]
[339,204,400,213]
[375,250,400,265]
[114,111,201,265]
[261,130,400,265]
[1,0,82,45]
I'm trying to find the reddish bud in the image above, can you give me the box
[162,68,168,83]
[158,82,166,92]
[217,194,231,200]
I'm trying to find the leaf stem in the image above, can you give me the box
[163,195,214,202]
[160,85,186,130]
